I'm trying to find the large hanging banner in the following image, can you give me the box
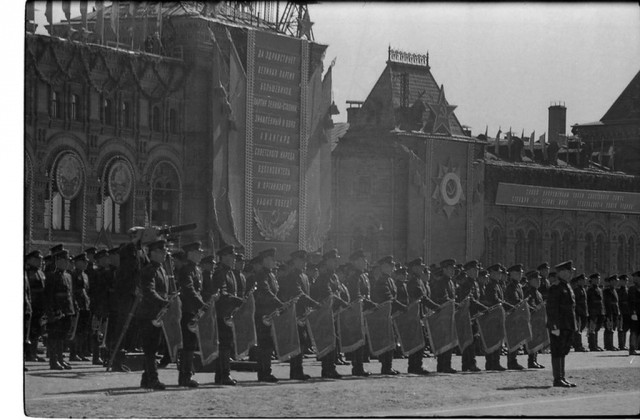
[365,301,396,357]
[392,300,425,357]
[246,30,308,256]
[271,302,301,362]
[158,296,183,363]
[424,300,457,356]
[193,299,219,367]
[305,297,336,359]
[505,301,532,352]
[477,304,505,354]
[454,298,474,353]
[229,293,257,358]
[337,299,365,354]
[527,303,550,354]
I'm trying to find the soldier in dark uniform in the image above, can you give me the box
[278,250,319,380]
[45,250,76,370]
[234,253,249,297]
[176,241,206,387]
[524,270,545,368]
[480,264,507,371]
[571,274,589,352]
[208,245,244,385]
[244,256,262,295]
[253,248,284,382]
[104,246,122,368]
[344,249,374,376]
[546,260,578,387]
[603,275,620,351]
[504,264,526,370]
[45,244,64,275]
[587,273,605,351]
[371,255,407,375]
[89,249,111,365]
[628,271,640,355]
[310,249,349,379]
[617,274,630,351]
[25,250,46,362]
[137,240,172,390]
[70,253,91,362]
[405,257,433,375]
[537,262,551,301]
[456,260,488,372]
[430,259,458,373]
[200,255,216,299]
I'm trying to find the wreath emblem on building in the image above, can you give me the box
[432,158,465,218]
[254,208,298,241]
[56,153,83,200]
[107,161,133,205]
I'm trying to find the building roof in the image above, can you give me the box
[601,69,640,123]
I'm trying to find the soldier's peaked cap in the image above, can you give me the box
[94,249,109,259]
[554,260,574,271]
[290,250,308,260]
[171,250,186,260]
[147,240,167,252]
[73,252,89,262]
[216,245,235,256]
[619,274,629,281]
[631,271,640,277]
[440,259,456,268]
[588,272,600,279]
[537,262,550,270]
[200,255,216,265]
[395,266,408,275]
[508,264,524,273]
[259,248,277,259]
[54,249,70,260]
[487,263,502,272]
[249,256,262,265]
[108,247,121,255]
[377,255,395,266]
[478,269,488,276]
[525,270,540,279]
[463,260,479,270]
[183,241,203,253]
[407,257,425,268]
[349,249,367,261]
[25,250,43,259]
[605,275,618,282]
[235,253,245,262]
[83,247,97,255]
[322,249,340,260]
[573,273,586,282]
[49,243,64,254]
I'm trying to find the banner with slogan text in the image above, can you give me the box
[246,30,306,256]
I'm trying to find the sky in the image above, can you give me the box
[24,2,640,137]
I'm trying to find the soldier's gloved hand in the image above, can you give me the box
[632,314,638,321]
[551,329,560,336]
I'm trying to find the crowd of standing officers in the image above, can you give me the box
[24,231,640,391]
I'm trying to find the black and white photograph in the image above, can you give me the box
[11,1,640,417]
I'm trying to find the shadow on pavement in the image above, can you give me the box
[496,385,552,391]
[594,354,636,358]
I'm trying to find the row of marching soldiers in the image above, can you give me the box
[25,238,640,390]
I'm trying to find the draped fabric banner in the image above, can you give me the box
[160,297,183,363]
[477,304,505,354]
[392,300,425,357]
[338,299,365,354]
[365,301,396,357]
[271,303,301,362]
[425,300,457,356]
[306,297,336,359]
[194,299,219,367]
[454,298,474,353]
[505,301,532,352]
[230,293,257,358]
[527,303,550,354]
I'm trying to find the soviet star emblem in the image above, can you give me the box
[432,158,465,218]
[427,84,457,135]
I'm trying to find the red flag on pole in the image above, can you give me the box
[193,298,219,366]
[229,292,257,358]
[365,301,395,357]
[424,300,457,356]
[526,303,550,354]
[476,304,505,354]
[505,301,532,352]
[392,300,425,357]
[338,299,365,353]
[305,297,336,359]
[270,302,301,362]
[454,298,474,353]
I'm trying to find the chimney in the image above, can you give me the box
[548,102,566,145]
[346,100,363,124]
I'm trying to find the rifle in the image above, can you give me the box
[136,223,198,244]
[106,291,143,372]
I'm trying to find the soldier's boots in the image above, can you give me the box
[618,332,628,350]
[178,372,199,388]
[141,374,166,391]
[178,351,198,387]
[604,331,618,351]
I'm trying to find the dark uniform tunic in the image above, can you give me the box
[177,261,205,351]
[346,269,371,302]
[89,265,111,319]
[210,263,244,347]
[254,268,283,345]
[572,284,589,332]
[617,285,630,333]
[524,285,543,307]
[45,269,76,340]
[546,281,577,356]
[603,286,620,331]
[587,285,605,330]
[26,266,47,344]
[72,268,91,346]
[430,274,456,305]
[628,284,640,335]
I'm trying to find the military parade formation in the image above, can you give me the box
[24,227,640,392]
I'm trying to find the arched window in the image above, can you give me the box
[561,231,572,262]
[169,108,177,133]
[50,90,60,119]
[96,159,134,234]
[150,162,180,226]
[527,230,537,268]
[584,233,594,273]
[487,227,503,265]
[152,106,161,132]
[44,153,84,232]
[122,101,131,128]
[617,235,626,273]
[70,94,80,121]
[104,98,113,125]
[550,231,560,265]
[629,237,637,272]
[515,230,525,265]
[595,234,606,273]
